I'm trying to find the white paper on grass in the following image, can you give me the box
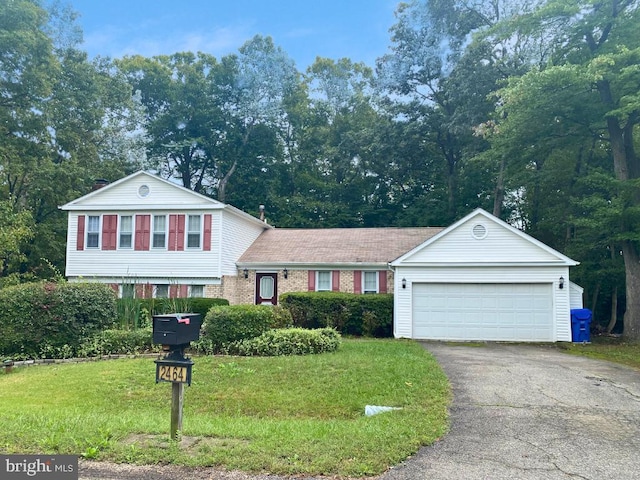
[364,405,402,416]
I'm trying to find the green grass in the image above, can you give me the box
[561,336,640,370]
[0,339,450,476]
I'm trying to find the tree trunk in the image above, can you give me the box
[493,156,505,217]
[622,241,640,341]
[606,286,618,334]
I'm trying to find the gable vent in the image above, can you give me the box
[472,223,488,240]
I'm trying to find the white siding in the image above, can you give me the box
[68,174,220,209]
[570,282,584,309]
[220,211,266,276]
[403,216,561,264]
[394,266,572,342]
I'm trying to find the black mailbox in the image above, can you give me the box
[152,313,202,346]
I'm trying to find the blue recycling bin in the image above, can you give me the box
[570,308,592,343]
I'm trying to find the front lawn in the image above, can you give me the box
[562,336,640,370]
[0,339,450,477]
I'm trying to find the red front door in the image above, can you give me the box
[255,273,278,305]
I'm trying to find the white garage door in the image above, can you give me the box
[412,283,553,341]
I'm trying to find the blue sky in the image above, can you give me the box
[68,0,400,71]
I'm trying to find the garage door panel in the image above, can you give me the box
[412,283,553,341]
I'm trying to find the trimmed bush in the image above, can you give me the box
[222,327,341,356]
[280,292,393,337]
[201,305,293,352]
[78,328,156,357]
[117,297,229,328]
[0,282,117,359]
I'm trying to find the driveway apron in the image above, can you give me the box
[382,343,640,480]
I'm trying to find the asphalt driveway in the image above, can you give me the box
[382,342,640,480]
[80,342,640,480]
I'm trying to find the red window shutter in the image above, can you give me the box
[169,284,178,298]
[354,271,362,294]
[308,270,316,291]
[77,215,85,251]
[102,215,118,250]
[110,283,119,294]
[135,285,144,298]
[180,285,188,298]
[135,215,150,251]
[379,271,388,294]
[144,283,153,299]
[177,214,185,251]
[203,214,212,251]
[332,271,340,292]
[168,215,177,251]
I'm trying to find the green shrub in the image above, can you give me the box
[201,305,290,352]
[117,297,229,328]
[78,328,156,357]
[280,292,393,337]
[0,281,117,359]
[222,327,341,356]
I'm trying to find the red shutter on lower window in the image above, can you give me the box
[354,271,362,294]
[379,271,388,293]
[76,215,85,250]
[332,271,340,291]
[203,214,212,251]
[180,285,188,298]
[102,215,117,250]
[135,285,144,298]
[135,215,150,251]
[169,284,178,298]
[308,270,316,291]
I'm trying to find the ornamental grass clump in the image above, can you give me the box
[222,327,341,356]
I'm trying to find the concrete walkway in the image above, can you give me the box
[382,343,640,480]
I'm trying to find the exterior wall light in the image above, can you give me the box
[243,268,249,279]
[283,268,288,279]
[559,276,565,289]
[402,278,407,289]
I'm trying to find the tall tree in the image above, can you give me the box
[486,0,640,340]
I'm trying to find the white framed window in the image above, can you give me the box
[189,285,204,298]
[87,215,100,248]
[363,271,379,294]
[119,215,133,249]
[316,271,332,291]
[154,284,169,298]
[120,283,135,298]
[187,215,201,248]
[152,215,166,248]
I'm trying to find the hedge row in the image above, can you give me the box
[0,282,117,359]
[221,327,341,356]
[199,305,293,353]
[280,292,393,337]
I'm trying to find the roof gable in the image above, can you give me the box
[60,171,223,210]
[392,208,578,266]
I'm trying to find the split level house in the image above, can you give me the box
[61,171,584,343]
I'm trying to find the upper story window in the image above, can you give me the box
[187,215,201,248]
[316,271,332,291]
[87,216,100,248]
[152,215,166,248]
[119,215,133,249]
[363,271,379,294]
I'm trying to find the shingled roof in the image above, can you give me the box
[238,227,443,266]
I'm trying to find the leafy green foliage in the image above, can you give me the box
[222,327,341,356]
[116,297,229,329]
[201,305,293,351]
[0,282,117,359]
[78,328,157,357]
[280,292,393,337]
